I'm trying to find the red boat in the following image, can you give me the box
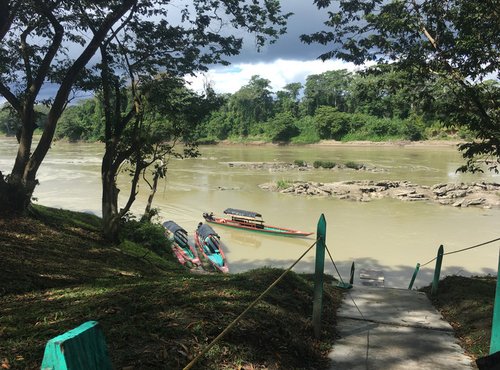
[203,208,313,237]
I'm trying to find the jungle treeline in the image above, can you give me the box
[2,65,497,144]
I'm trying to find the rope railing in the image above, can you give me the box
[407,236,500,291]
[419,237,500,268]
[182,240,317,370]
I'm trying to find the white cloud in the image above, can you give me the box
[185,59,368,94]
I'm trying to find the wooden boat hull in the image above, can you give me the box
[163,221,200,268]
[194,225,229,273]
[204,216,313,237]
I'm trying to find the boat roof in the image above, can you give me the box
[197,223,219,240]
[162,221,187,235]
[224,208,262,219]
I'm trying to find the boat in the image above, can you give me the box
[194,223,229,273]
[202,208,313,237]
[162,221,201,268]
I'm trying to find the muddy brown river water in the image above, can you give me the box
[2,137,499,288]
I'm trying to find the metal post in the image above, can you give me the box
[490,249,500,353]
[312,214,326,339]
[431,245,444,296]
[408,263,421,290]
[349,262,355,285]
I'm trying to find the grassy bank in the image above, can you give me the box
[421,276,496,361]
[0,205,342,369]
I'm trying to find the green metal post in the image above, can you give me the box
[431,245,444,296]
[489,250,500,353]
[349,262,355,285]
[408,263,421,290]
[312,214,326,339]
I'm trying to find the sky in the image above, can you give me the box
[185,1,364,94]
[0,2,364,105]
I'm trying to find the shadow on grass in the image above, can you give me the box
[1,269,342,370]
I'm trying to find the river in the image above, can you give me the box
[2,136,500,288]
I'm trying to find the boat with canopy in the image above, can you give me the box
[203,208,313,237]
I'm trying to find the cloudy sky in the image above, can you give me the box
[185,1,365,94]
[1,2,363,104]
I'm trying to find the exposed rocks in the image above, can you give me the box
[259,180,500,209]
[223,161,385,172]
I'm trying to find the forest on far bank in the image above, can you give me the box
[1,64,498,145]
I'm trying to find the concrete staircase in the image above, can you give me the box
[328,286,475,370]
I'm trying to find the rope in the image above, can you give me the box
[182,240,317,370]
[325,244,369,369]
[420,236,500,267]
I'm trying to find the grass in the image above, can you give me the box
[0,205,342,369]
[421,275,495,360]
[276,179,292,190]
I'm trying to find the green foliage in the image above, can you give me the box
[303,0,500,172]
[293,160,306,167]
[291,116,321,144]
[265,111,299,142]
[56,99,103,141]
[120,219,170,257]
[276,179,291,190]
[313,160,336,169]
[344,161,363,170]
[313,106,350,140]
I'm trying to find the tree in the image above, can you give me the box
[275,82,302,118]
[0,0,289,215]
[82,2,289,241]
[303,0,500,172]
[228,75,275,136]
[302,70,352,115]
[0,0,138,213]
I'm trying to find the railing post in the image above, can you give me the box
[431,245,444,296]
[408,263,421,290]
[490,249,500,353]
[349,262,355,285]
[312,214,326,339]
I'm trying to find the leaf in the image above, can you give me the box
[1,358,10,369]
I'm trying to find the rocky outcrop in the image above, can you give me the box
[259,180,500,208]
[223,161,384,172]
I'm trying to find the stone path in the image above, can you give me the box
[328,286,475,370]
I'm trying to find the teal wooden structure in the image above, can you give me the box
[312,214,326,339]
[408,263,420,290]
[490,250,500,354]
[431,245,444,296]
[41,321,112,370]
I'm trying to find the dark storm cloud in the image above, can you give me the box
[227,2,333,64]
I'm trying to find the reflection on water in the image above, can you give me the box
[1,137,500,288]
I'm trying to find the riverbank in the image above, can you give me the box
[214,139,463,148]
[0,205,341,369]
[0,205,495,368]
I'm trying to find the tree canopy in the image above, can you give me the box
[302,0,500,172]
[0,0,290,214]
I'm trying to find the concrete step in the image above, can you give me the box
[328,286,475,370]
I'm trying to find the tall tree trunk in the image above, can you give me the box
[142,170,161,222]
[101,150,121,242]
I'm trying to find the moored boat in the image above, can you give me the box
[203,208,313,237]
[163,221,201,268]
[194,223,229,273]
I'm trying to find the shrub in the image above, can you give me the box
[345,161,363,170]
[277,179,291,190]
[294,160,306,167]
[313,160,322,168]
[120,219,171,256]
[313,160,336,169]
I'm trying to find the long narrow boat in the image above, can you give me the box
[163,221,201,268]
[194,223,229,273]
[203,208,313,237]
